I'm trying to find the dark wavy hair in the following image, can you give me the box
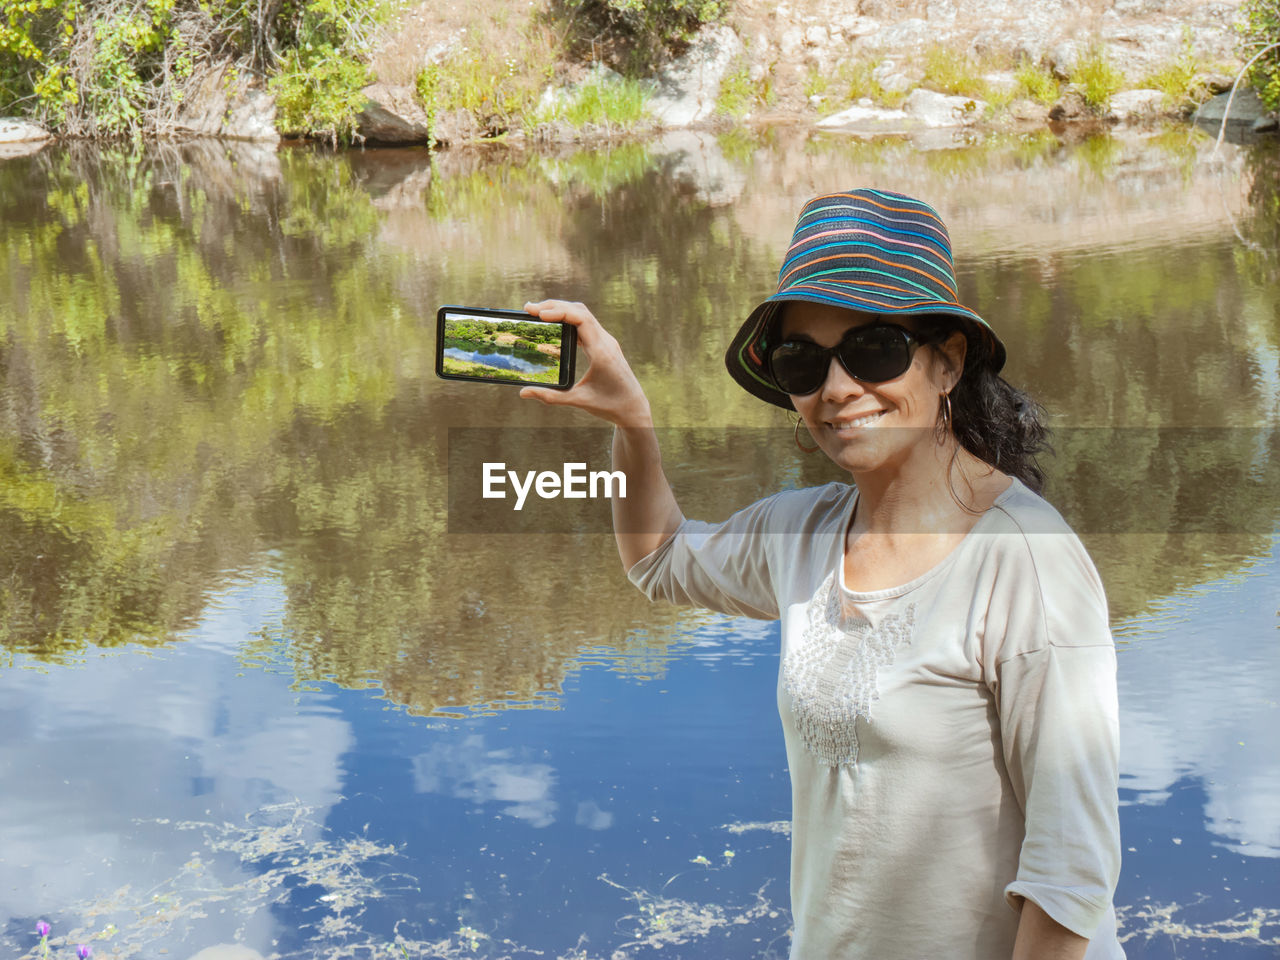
[916,315,1051,498]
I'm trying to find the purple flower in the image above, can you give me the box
[76,947,91,959]
[35,921,50,938]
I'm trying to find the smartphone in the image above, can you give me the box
[436,306,577,390]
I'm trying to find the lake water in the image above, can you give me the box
[443,344,551,373]
[1,127,1278,959]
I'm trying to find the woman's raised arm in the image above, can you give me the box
[518,300,684,570]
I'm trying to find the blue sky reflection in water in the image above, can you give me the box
[1,130,1279,958]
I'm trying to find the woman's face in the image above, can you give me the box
[779,301,965,479]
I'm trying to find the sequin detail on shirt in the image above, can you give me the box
[783,571,916,766]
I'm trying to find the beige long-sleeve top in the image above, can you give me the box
[628,477,1124,959]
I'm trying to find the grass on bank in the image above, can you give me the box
[1014,59,1061,105]
[1139,29,1212,108]
[1069,45,1125,112]
[716,53,776,118]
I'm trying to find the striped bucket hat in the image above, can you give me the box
[725,188,1006,410]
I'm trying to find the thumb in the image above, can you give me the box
[519,386,573,405]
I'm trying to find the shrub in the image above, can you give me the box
[554,0,726,66]
[824,56,904,109]
[1142,28,1205,107]
[0,0,387,140]
[1239,0,1280,111]
[546,75,651,130]
[422,34,556,137]
[715,60,754,117]
[1014,58,1060,105]
[270,49,371,145]
[1070,45,1124,112]
[922,45,985,98]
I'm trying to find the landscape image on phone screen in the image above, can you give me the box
[440,312,564,384]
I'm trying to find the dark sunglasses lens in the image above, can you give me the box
[839,326,913,381]
[769,341,827,395]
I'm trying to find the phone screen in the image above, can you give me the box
[436,306,577,389]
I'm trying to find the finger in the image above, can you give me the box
[523,300,609,349]
[519,385,578,406]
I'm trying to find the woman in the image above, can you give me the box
[520,189,1124,960]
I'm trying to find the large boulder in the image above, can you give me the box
[816,102,913,135]
[0,118,51,142]
[356,82,432,144]
[0,118,52,158]
[648,24,744,126]
[903,88,987,126]
[1194,87,1272,128]
[1108,88,1169,122]
[177,67,279,142]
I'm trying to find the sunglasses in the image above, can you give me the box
[767,323,933,395]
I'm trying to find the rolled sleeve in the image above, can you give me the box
[979,518,1123,941]
[998,642,1122,938]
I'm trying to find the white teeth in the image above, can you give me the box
[831,412,885,431]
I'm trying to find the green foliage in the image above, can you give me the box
[269,47,371,145]
[425,36,556,136]
[1142,28,1206,107]
[557,0,726,63]
[922,44,986,98]
[444,319,561,343]
[1239,0,1280,111]
[0,0,387,141]
[802,64,829,99]
[1070,45,1125,112]
[715,57,757,117]
[821,56,904,110]
[1014,58,1060,105]
[414,62,440,141]
[537,74,651,130]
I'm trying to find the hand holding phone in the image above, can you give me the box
[515,300,655,430]
[436,306,577,389]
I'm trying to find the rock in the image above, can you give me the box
[223,88,278,142]
[815,103,913,135]
[586,62,624,85]
[873,61,913,94]
[1254,114,1279,133]
[1107,88,1168,122]
[863,18,937,53]
[1191,73,1235,96]
[780,27,804,58]
[357,83,431,144]
[1007,98,1051,124]
[839,16,882,38]
[1047,41,1082,81]
[1193,87,1271,127]
[1011,36,1046,67]
[804,25,829,47]
[1111,0,1169,13]
[880,73,913,94]
[1049,87,1091,121]
[648,24,744,127]
[432,107,480,145]
[903,88,987,126]
[982,71,1018,97]
[176,66,279,142]
[926,0,957,22]
[424,29,464,65]
[0,118,51,143]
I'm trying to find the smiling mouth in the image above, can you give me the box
[828,411,886,432]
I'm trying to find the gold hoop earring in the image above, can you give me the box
[940,391,953,433]
[794,418,820,453]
